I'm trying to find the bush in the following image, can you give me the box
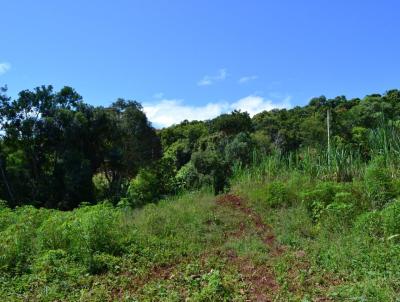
[32,249,85,281]
[322,192,356,229]
[0,203,14,232]
[354,211,383,239]
[126,158,178,207]
[364,156,396,209]
[324,200,354,229]
[92,173,110,201]
[192,270,233,301]
[176,162,206,190]
[0,206,50,274]
[127,169,160,207]
[265,180,294,208]
[381,200,400,241]
[301,182,341,222]
[225,132,253,166]
[67,204,125,268]
[38,211,73,251]
[191,150,231,194]
[354,199,400,241]
[90,253,121,274]
[37,203,126,272]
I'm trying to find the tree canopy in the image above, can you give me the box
[1,85,400,209]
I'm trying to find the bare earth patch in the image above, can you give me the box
[216,194,281,301]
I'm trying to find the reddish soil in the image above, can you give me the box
[216,194,337,302]
[216,194,283,254]
[216,194,282,301]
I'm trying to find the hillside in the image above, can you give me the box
[2,152,400,300]
[1,88,400,301]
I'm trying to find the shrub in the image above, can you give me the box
[225,132,253,166]
[364,156,396,209]
[381,200,400,241]
[90,253,121,274]
[92,173,110,201]
[0,202,14,232]
[322,192,356,229]
[69,204,125,260]
[126,158,178,207]
[0,206,50,274]
[192,270,233,301]
[265,180,294,208]
[39,203,127,273]
[301,182,341,222]
[127,169,160,207]
[324,200,354,229]
[354,211,383,239]
[32,249,85,281]
[191,150,231,195]
[176,162,209,190]
[38,211,73,251]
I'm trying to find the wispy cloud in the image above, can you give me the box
[238,75,258,84]
[197,68,227,86]
[0,62,11,75]
[144,95,290,128]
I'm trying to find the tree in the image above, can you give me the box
[210,110,253,136]
[101,99,161,202]
[0,88,161,209]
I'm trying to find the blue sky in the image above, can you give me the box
[1,0,399,127]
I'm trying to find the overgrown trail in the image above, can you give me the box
[216,194,283,301]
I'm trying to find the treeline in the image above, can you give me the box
[0,86,399,209]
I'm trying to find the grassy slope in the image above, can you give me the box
[232,167,400,301]
[1,190,255,301]
[2,168,400,301]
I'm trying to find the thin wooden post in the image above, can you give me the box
[327,108,331,167]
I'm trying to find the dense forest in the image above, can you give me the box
[1,85,399,209]
[2,86,400,301]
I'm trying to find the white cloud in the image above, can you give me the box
[230,95,290,116]
[197,68,227,86]
[0,62,11,75]
[144,99,225,127]
[144,95,290,128]
[238,75,258,84]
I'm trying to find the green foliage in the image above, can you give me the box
[92,173,110,201]
[176,162,210,190]
[0,87,161,209]
[126,158,177,207]
[301,182,342,222]
[192,150,230,194]
[265,180,295,208]
[381,200,400,241]
[225,132,253,166]
[224,235,268,263]
[330,280,396,302]
[127,169,160,207]
[3,85,400,300]
[192,270,233,301]
[354,211,383,239]
[364,156,396,209]
[210,110,252,136]
[357,200,400,241]
[0,206,50,273]
[31,249,85,281]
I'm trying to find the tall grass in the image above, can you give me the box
[230,123,400,300]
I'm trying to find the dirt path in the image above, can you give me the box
[216,194,283,301]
